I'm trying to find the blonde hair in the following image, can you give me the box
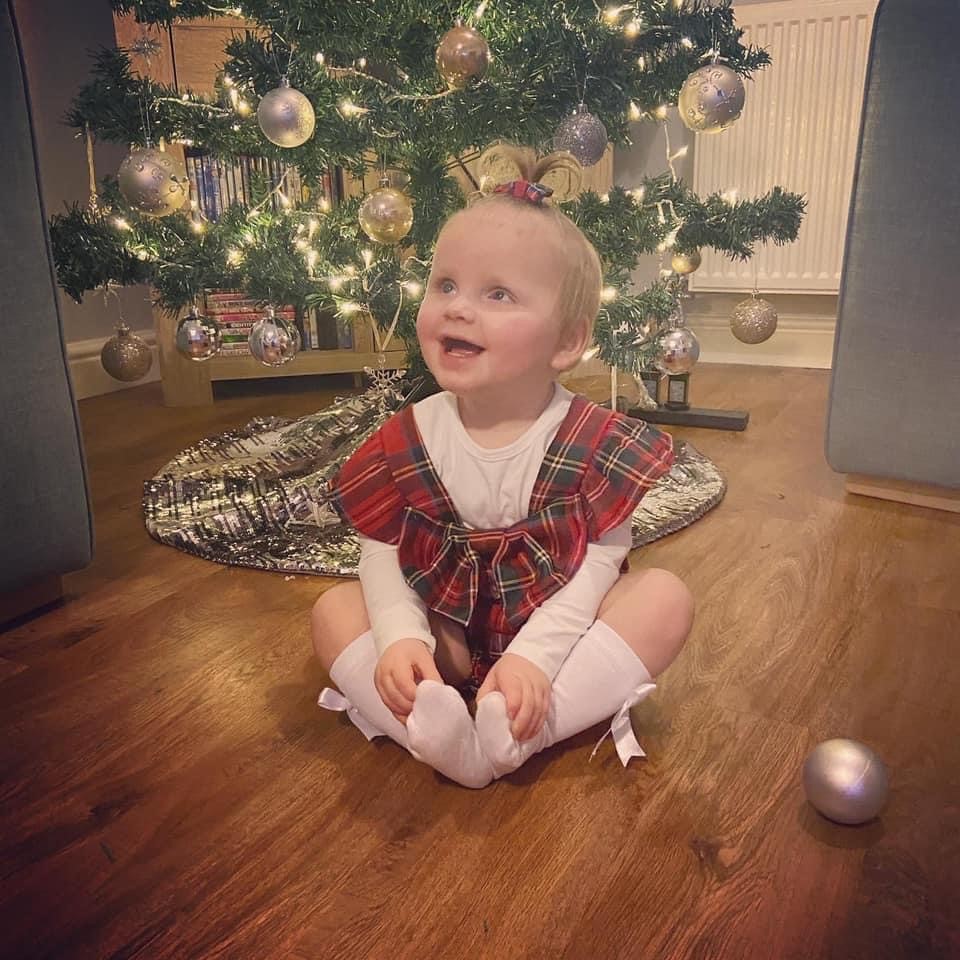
[445,145,603,363]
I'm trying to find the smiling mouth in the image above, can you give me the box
[442,337,485,356]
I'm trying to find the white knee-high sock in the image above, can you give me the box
[318,630,493,789]
[475,619,656,777]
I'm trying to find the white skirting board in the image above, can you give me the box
[69,316,835,401]
[687,313,836,368]
[67,328,160,400]
[570,313,836,380]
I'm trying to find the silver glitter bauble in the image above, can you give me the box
[100,322,153,381]
[117,146,189,217]
[257,78,316,148]
[248,308,301,366]
[656,326,700,374]
[175,306,222,361]
[731,293,778,344]
[803,739,889,825]
[678,63,746,135]
[554,103,608,167]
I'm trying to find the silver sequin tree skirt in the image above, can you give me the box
[143,376,726,576]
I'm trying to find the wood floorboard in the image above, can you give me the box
[1,366,958,959]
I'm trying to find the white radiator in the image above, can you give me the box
[691,0,877,294]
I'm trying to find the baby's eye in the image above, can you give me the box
[435,278,456,294]
[489,288,513,302]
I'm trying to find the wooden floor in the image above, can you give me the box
[1,366,958,959]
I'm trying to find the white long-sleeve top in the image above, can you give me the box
[358,382,633,680]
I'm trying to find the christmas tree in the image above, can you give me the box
[51,0,804,393]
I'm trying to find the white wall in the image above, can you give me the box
[14,0,158,396]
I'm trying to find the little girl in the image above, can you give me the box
[313,149,694,788]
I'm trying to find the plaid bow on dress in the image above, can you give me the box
[329,394,674,683]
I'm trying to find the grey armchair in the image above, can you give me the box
[1,0,93,618]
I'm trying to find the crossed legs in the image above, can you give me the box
[311,568,693,785]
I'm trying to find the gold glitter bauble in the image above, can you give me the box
[117,146,188,217]
[175,306,222,361]
[436,24,490,89]
[731,293,778,344]
[359,180,414,244]
[671,249,702,275]
[257,78,316,148]
[678,63,746,135]
[100,322,153,381]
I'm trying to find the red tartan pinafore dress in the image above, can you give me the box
[328,393,675,687]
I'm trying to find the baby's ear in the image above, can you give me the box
[550,317,592,373]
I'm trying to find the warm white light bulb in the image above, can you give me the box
[601,286,618,302]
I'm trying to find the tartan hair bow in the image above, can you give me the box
[492,179,554,205]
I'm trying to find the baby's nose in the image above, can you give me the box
[443,294,475,321]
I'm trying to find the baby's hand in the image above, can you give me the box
[374,638,443,723]
[476,653,550,742]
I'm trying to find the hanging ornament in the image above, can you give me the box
[554,103,608,167]
[257,77,316,148]
[678,63,746,135]
[436,22,491,89]
[175,305,222,361]
[731,291,778,344]
[359,177,414,244]
[671,249,702,275]
[117,145,189,217]
[100,321,153,381]
[656,326,701,375]
[248,306,301,366]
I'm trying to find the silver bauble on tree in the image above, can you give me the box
[101,321,153,381]
[359,177,414,244]
[731,292,778,344]
[248,306,301,366]
[554,103,608,166]
[678,63,746,134]
[656,326,701,374]
[175,305,222,361]
[803,739,889,825]
[257,78,316,148]
[117,146,189,217]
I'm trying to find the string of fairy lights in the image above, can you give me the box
[56,0,802,383]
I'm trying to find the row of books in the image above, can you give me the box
[203,291,355,355]
[184,151,343,220]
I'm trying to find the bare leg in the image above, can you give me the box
[311,581,472,685]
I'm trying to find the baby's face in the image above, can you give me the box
[416,205,570,399]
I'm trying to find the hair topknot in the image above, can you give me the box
[472,142,584,203]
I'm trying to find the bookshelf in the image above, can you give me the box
[111,12,612,405]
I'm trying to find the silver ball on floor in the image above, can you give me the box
[803,738,889,825]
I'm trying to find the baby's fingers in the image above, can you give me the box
[511,678,537,741]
